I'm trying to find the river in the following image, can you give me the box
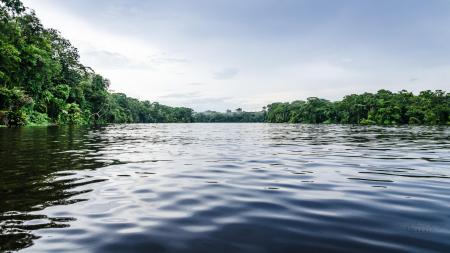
[1,124,449,252]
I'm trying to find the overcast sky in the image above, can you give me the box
[23,0,450,111]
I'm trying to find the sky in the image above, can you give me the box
[22,0,450,112]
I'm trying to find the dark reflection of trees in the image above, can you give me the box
[0,126,113,252]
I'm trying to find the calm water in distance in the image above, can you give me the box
[1,123,450,253]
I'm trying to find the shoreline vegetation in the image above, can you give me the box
[1,0,449,127]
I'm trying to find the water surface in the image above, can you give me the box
[1,124,450,253]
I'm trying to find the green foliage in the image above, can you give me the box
[57,103,85,124]
[105,93,194,123]
[0,0,198,126]
[359,118,376,125]
[0,86,32,126]
[193,109,265,123]
[0,86,32,108]
[6,109,26,126]
[0,0,448,127]
[266,90,449,125]
[26,110,49,125]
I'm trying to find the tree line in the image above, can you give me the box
[0,0,448,126]
[266,90,449,125]
[193,109,265,123]
[0,0,195,126]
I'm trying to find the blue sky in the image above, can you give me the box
[23,0,450,111]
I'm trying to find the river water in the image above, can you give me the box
[1,124,449,253]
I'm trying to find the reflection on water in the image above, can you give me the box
[0,124,449,253]
[0,127,112,251]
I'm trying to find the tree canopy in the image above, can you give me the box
[0,0,448,127]
[266,90,449,125]
[0,0,194,126]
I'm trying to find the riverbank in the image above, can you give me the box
[1,1,449,127]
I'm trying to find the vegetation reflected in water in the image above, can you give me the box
[0,124,449,253]
[0,127,112,251]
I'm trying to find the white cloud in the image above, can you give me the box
[22,0,450,112]
[213,68,239,80]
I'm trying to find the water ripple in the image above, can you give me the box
[0,124,449,253]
